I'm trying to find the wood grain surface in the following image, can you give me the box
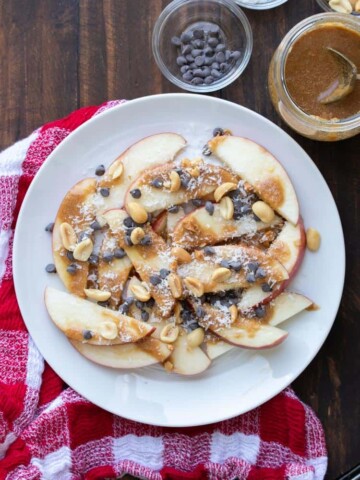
[0,1,358,478]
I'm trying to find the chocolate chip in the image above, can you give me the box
[168,205,180,214]
[193,39,205,49]
[204,47,213,57]
[90,220,102,231]
[255,267,266,279]
[45,263,56,273]
[140,235,152,246]
[83,330,93,340]
[204,246,215,255]
[208,25,220,37]
[215,51,225,63]
[66,263,78,275]
[191,199,203,207]
[229,260,242,272]
[160,268,170,279]
[180,173,191,188]
[100,187,110,197]
[98,300,109,308]
[123,217,135,228]
[211,69,222,79]
[45,222,54,232]
[215,43,226,53]
[66,250,75,261]
[125,297,134,306]
[130,188,141,199]
[150,275,162,286]
[253,214,261,222]
[135,300,145,310]
[211,61,220,70]
[176,56,187,66]
[230,51,241,60]
[193,28,204,39]
[247,262,260,272]
[246,272,256,283]
[225,50,231,61]
[151,178,163,189]
[145,298,155,308]
[182,44,192,55]
[185,54,194,63]
[208,37,219,48]
[181,309,193,322]
[119,303,130,314]
[95,164,105,176]
[181,32,192,43]
[255,305,266,318]
[78,230,91,241]
[204,76,214,84]
[240,205,252,215]
[261,283,272,293]
[205,201,214,215]
[114,248,126,259]
[220,62,229,73]
[191,48,203,57]
[228,189,241,199]
[180,65,189,75]
[196,306,205,318]
[183,71,194,82]
[220,259,230,268]
[88,254,99,265]
[125,235,133,246]
[171,36,181,46]
[195,56,205,67]
[213,127,224,137]
[202,144,212,156]
[193,68,205,78]
[141,310,149,321]
[204,56,214,66]
[103,252,114,262]
[202,66,211,77]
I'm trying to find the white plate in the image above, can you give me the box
[13,94,345,427]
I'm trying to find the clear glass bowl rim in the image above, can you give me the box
[235,0,288,11]
[152,0,253,93]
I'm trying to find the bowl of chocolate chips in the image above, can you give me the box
[152,0,253,92]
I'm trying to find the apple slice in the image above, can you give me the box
[93,133,186,217]
[172,204,282,249]
[266,292,313,327]
[103,209,177,317]
[169,330,211,375]
[97,230,133,308]
[204,338,234,360]
[167,207,186,237]
[152,211,168,237]
[45,287,154,345]
[124,161,239,213]
[208,136,299,225]
[178,244,288,294]
[52,178,97,297]
[70,337,172,369]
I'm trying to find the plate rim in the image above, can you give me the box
[13,93,346,427]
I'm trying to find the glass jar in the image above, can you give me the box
[268,13,360,141]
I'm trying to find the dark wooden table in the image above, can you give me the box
[0,1,358,478]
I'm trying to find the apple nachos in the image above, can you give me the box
[45,131,320,375]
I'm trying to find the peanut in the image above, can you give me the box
[211,267,232,283]
[229,305,238,323]
[171,246,192,264]
[183,277,204,297]
[214,182,237,202]
[329,0,352,12]
[187,327,205,348]
[252,201,275,224]
[160,324,179,343]
[168,273,183,299]
[84,288,111,302]
[108,160,124,180]
[169,170,181,192]
[130,227,145,245]
[306,228,321,252]
[98,321,118,340]
[73,237,93,261]
[355,0,360,10]
[174,302,183,324]
[219,196,234,220]
[129,283,151,302]
[127,202,148,224]
[60,222,77,251]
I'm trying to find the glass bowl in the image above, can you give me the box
[268,13,360,141]
[236,0,288,10]
[316,0,360,15]
[152,0,253,93]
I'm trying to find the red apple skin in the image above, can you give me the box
[151,211,167,236]
[211,328,288,350]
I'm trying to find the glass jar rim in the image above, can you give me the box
[275,13,360,132]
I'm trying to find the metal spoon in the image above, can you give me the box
[318,47,360,105]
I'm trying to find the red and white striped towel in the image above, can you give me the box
[0,101,327,480]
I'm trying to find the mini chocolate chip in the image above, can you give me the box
[195,56,205,67]
[151,178,163,189]
[160,268,170,279]
[191,48,203,57]
[202,66,211,77]
[183,71,194,82]
[88,254,99,265]
[204,246,215,255]
[193,68,206,78]
[181,309,193,322]
[191,198,203,207]
[114,248,126,259]
[180,173,191,188]
[196,306,205,318]
[135,300,145,310]
[215,44,226,53]
[123,217,135,228]
[255,306,266,318]
[130,188,141,199]
[213,127,224,137]
[193,28,204,39]
[67,263,78,275]
[188,321,200,331]
[182,44,192,55]
[255,267,266,279]
[229,260,242,272]
[204,76,214,84]
[180,65,190,74]
[119,303,130,314]
[150,275,162,286]
[45,222,54,232]
[90,220,102,231]
[140,235,152,246]
[103,252,114,262]
[205,201,214,215]
[193,39,205,49]
[45,263,56,273]
[141,310,150,321]
[228,189,241,199]
[125,297,134,306]
[220,62,230,73]
[208,37,219,48]
[181,31,192,43]
[247,262,260,272]
[66,250,75,261]
[202,144,212,156]
[168,205,180,214]
[204,47,213,57]
[95,164,105,176]
[83,330,93,340]
[78,230,91,241]
[176,56,187,66]
[204,56,214,66]
[212,69,223,80]
[240,205,252,215]
[208,25,220,37]
[125,235,133,246]
[100,187,110,197]
[186,54,194,63]
[171,36,181,46]
[261,283,273,293]
[230,50,241,60]
[191,77,202,86]
[225,50,231,61]
[145,298,155,308]
[215,51,225,63]
[246,272,256,283]
[253,214,261,222]
[220,259,230,268]
[98,300,109,308]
